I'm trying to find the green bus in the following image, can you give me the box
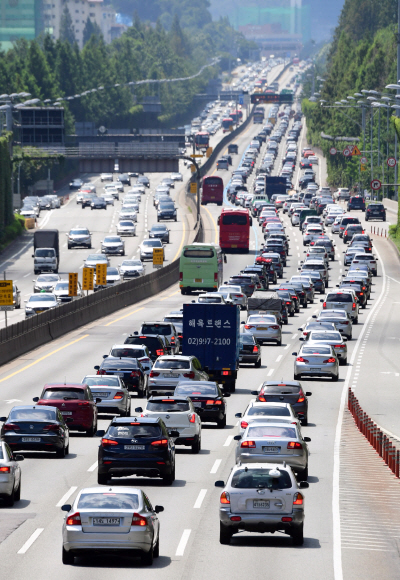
[179,243,223,295]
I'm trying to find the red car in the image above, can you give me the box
[33,383,98,436]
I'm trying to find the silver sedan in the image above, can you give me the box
[315,309,353,339]
[0,441,23,506]
[82,375,130,416]
[293,344,339,380]
[61,486,163,565]
[218,285,248,310]
[241,314,282,345]
[303,330,348,364]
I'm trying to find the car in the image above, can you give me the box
[149,224,170,243]
[293,343,339,380]
[215,463,308,546]
[0,441,23,506]
[33,383,98,436]
[101,236,125,256]
[84,254,110,268]
[161,177,174,189]
[81,194,94,208]
[217,158,229,170]
[148,355,209,396]
[241,314,282,345]
[322,291,359,323]
[365,202,386,221]
[314,310,353,339]
[351,253,378,276]
[19,207,37,219]
[228,275,258,297]
[106,181,124,193]
[135,395,202,453]
[25,293,59,318]
[197,292,227,305]
[69,178,83,190]
[103,193,115,206]
[299,259,329,286]
[239,333,262,367]
[234,422,310,478]
[91,197,107,210]
[53,280,84,302]
[347,196,365,211]
[334,188,350,200]
[289,277,314,304]
[298,320,337,338]
[124,334,167,362]
[94,357,147,397]
[100,173,113,182]
[0,405,70,456]
[343,224,364,243]
[107,344,152,375]
[312,238,335,260]
[157,202,177,222]
[67,227,92,249]
[218,285,248,309]
[279,282,307,308]
[61,486,164,565]
[139,321,180,354]
[174,381,229,427]
[96,416,176,485]
[235,399,300,434]
[32,273,61,293]
[137,175,150,188]
[303,329,348,364]
[119,208,138,222]
[13,284,21,309]
[117,261,144,281]
[116,220,136,236]
[82,375,130,417]
[251,381,311,425]
[139,239,165,261]
[118,173,131,185]
[170,172,183,181]
[344,247,364,266]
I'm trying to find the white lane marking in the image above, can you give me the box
[193,489,207,509]
[23,273,30,277]
[87,460,98,472]
[17,528,44,554]
[291,333,298,339]
[176,529,191,556]
[284,344,290,349]
[267,368,274,376]
[56,486,78,507]
[276,355,282,362]
[210,459,222,474]
[223,436,233,447]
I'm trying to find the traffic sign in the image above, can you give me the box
[387,157,397,168]
[82,267,94,291]
[361,157,368,164]
[0,281,13,306]
[360,164,367,172]
[371,179,382,191]
[68,273,78,297]
[190,164,196,173]
[96,263,107,287]
[329,147,337,155]
[0,305,13,311]
[153,248,164,268]
[351,145,362,156]
[190,154,204,158]
[343,148,351,157]
[190,182,197,194]
[206,147,213,158]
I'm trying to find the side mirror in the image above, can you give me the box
[292,352,298,356]
[298,328,303,331]
[0,417,7,422]
[240,321,245,324]
[233,435,242,441]
[304,437,311,442]
[224,393,231,398]
[96,430,105,437]
[95,398,102,404]
[154,505,164,513]
[250,391,258,396]
[215,481,225,488]
[235,412,242,418]
[61,504,71,512]
[320,299,324,302]
[299,481,309,489]
[32,397,39,402]
[135,407,143,413]
[94,365,100,370]
[32,254,34,258]
[102,355,108,359]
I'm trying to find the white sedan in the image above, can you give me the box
[0,441,23,506]
[241,314,282,345]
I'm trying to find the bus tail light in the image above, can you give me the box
[179,272,183,281]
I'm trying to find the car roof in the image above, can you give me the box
[262,380,301,388]
[111,416,160,424]
[43,383,87,390]
[157,355,193,360]
[10,404,57,412]
[148,395,190,402]
[249,401,290,408]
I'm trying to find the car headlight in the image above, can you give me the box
[25,307,33,312]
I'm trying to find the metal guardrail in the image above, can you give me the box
[19,142,181,158]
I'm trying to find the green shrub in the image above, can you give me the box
[0,214,26,252]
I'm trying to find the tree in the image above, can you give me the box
[82,17,103,46]
[59,6,76,45]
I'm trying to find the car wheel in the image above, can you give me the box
[153,536,160,558]
[291,523,304,546]
[332,373,339,382]
[220,523,232,545]
[301,416,308,427]
[354,317,358,325]
[97,472,109,485]
[62,546,74,565]
[5,486,15,507]
[162,462,175,485]
[276,339,282,346]
[294,373,301,380]
[217,415,227,429]
[15,478,21,501]
[255,358,261,368]
[67,244,71,249]
[340,358,347,366]
[348,334,352,340]
[56,445,66,458]
[192,436,201,454]
[65,442,69,456]
[141,545,154,566]
[298,465,308,481]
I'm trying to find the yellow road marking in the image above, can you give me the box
[172,220,187,262]
[0,335,89,383]
[105,307,144,327]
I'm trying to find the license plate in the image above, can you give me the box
[36,310,44,314]
[194,278,203,283]
[92,393,110,398]
[93,518,120,526]
[124,445,145,450]
[114,372,125,376]
[263,446,279,453]
[164,373,179,378]
[253,500,270,508]
[310,368,320,371]
[61,411,72,415]
[257,327,268,330]
[22,437,41,442]
[231,245,237,248]
[193,402,202,408]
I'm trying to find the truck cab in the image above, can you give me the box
[33,248,58,274]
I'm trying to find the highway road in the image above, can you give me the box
[1,63,400,580]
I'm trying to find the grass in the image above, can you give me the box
[0,214,26,253]
[389,224,400,254]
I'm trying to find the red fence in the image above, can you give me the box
[348,388,400,478]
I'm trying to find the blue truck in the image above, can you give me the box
[182,303,240,392]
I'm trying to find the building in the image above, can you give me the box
[43,0,124,48]
[0,0,43,51]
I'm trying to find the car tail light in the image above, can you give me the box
[151,439,168,447]
[78,401,90,406]
[3,424,20,431]
[241,421,249,429]
[183,371,195,379]
[343,321,349,325]
[189,413,196,423]
[230,516,241,521]
[220,491,230,504]
[286,301,291,305]
[97,369,106,375]
[258,395,266,402]
[0,466,10,473]
[170,337,175,344]
[293,493,304,505]
[287,441,302,449]
[149,371,160,377]
[270,325,279,330]
[334,344,345,348]
[282,517,293,522]
[296,357,308,363]
[179,272,183,281]
[155,349,164,356]
[359,292,364,296]
[244,325,254,329]
[43,424,60,431]
[323,357,336,363]
[130,370,140,378]
[252,346,259,353]
[352,303,356,310]
[66,512,81,526]
[241,440,256,448]
[222,371,230,376]
[323,302,326,308]
[113,392,124,399]
[131,513,147,526]
[102,438,118,447]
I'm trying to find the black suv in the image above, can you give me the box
[347,196,365,211]
[365,202,386,221]
[94,357,147,397]
[97,416,176,485]
[124,334,167,362]
[251,381,312,426]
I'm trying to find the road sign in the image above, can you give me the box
[82,267,94,291]
[190,164,196,173]
[329,147,337,155]
[0,305,13,311]
[190,182,197,194]
[96,263,107,287]
[190,154,204,158]
[153,248,164,268]
[343,147,351,157]
[387,157,397,168]
[206,147,213,158]
[351,145,362,156]
[238,96,244,105]
[0,281,13,306]
[361,156,368,164]
[371,179,382,191]
[68,273,78,296]
[360,164,367,172]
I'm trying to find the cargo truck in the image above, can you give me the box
[33,229,59,274]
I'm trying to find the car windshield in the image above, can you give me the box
[159,204,174,210]
[310,332,342,341]
[247,407,290,417]
[87,255,107,262]
[9,409,57,421]
[83,377,121,386]
[108,424,162,438]
[70,229,89,235]
[239,334,255,344]
[103,360,138,369]
[54,283,69,291]
[247,425,297,438]
[42,389,85,400]
[104,237,121,243]
[327,293,353,303]
[175,384,218,396]
[143,241,162,247]
[302,346,331,355]
[107,268,119,275]
[119,221,134,227]
[163,317,182,324]
[37,275,59,282]
[198,296,223,303]
[110,348,144,358]
[151,226,167,231]
[78,493,139,510]
[248,316,276,323]
[146,400,190,412]
[141,324,169,335]
[35,249,55,258]
[154,359,190,370]
[28,295,56,303]
[121,261,141,267]
[231,468,292,489]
